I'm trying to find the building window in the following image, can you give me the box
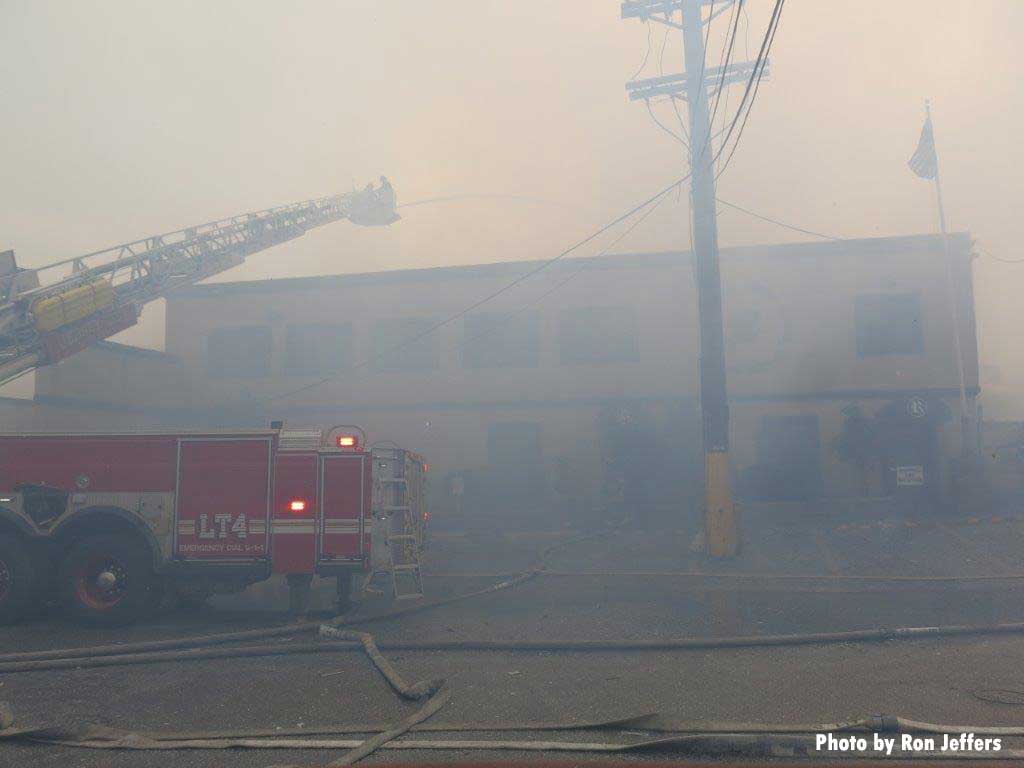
[462,312,540,369]
[750,412,823,501]
[285,323,352,375]
[369,317,439,372]
[559,306,638,364]
[487,422,542,465]
[207,325,272,378]
[855,293,924,356]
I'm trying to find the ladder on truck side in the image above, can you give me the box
[370,447,424,600]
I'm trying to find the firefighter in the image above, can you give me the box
[377,175,396,211]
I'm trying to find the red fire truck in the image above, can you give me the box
[0,424,427,625]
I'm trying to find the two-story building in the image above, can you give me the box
[7,232,979,519]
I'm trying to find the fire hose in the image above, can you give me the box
[5,523,1024,761]
[0,523,620,763]
[7,620,1024,674]
[8,706,1024,759]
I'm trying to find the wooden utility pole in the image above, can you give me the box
[681,1,736,556]
[623,0,755,556]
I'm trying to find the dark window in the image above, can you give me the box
[749,413,823,501]
[284,323,352,375]
[207,325,271,378]
[487,422,542,466]
[369,317,438,372]
[559,306,638,364]
[462,312,540,368]
[855,293,924,356]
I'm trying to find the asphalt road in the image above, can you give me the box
[5,513,1024,767]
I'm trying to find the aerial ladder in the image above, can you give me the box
[0,181,398,386]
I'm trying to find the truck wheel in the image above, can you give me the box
[59,534,158,626]
[0,535,36,624]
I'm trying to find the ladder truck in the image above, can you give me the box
[0,180,398,385]
[0,181,427,624]
[0,425,428,625]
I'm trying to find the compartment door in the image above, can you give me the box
[271,452,318,574]
[318,454,368,563]
[175,437,272,562]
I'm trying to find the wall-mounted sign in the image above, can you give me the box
[896,465,925,486]
[907,396,927,419]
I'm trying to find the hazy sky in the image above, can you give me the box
[2,1,1023,408]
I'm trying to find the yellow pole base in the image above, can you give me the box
[704,449,737,558]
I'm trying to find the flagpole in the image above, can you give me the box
[927,99,971,460]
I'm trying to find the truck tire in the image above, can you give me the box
[58,534,158,626]
[0,535,36,624]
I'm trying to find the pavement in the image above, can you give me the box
[5,507,1024,766]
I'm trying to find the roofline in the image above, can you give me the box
[0,428,279,438]
[171,232,972,298]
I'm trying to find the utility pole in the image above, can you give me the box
[680,1,735,557]
[623,0,764,556]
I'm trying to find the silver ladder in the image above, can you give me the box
[378,451,424,600]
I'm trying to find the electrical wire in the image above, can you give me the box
[713,0,783,163]
[646,99,689,148]
[978,248,1024,264]
[713,0,785,181]
[655,14,691,145]
[455,193,672,361]
[629,20,653,81]
[715,197,838,240]
[259,176,690,403]
[703,0,744,163]
[398,194,571,210]
[658,23,670,77]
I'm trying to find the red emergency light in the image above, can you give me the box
[289,499,306,513]
[336,435,357,448]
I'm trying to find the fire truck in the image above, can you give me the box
[0,424,427,625]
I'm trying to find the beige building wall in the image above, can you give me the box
[16,233,978,513]
[34,341,191,412]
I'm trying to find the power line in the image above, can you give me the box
[259,175,691,404]
[629,20,654,81]
[646,99,689,148]
[458,194,672,359]
[978,248,1024,264]
[716,197,839,240]
[705,0,744,156]
[713,0,785,180]
[398,194,571,210]
[717,0,782,162]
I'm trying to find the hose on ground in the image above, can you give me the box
[318,627,443,701]
[5,720,1024,758]
[0,523,626,764]
[0,520,620,666]
[7,620,1024,674]
[6,519,1024,760]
